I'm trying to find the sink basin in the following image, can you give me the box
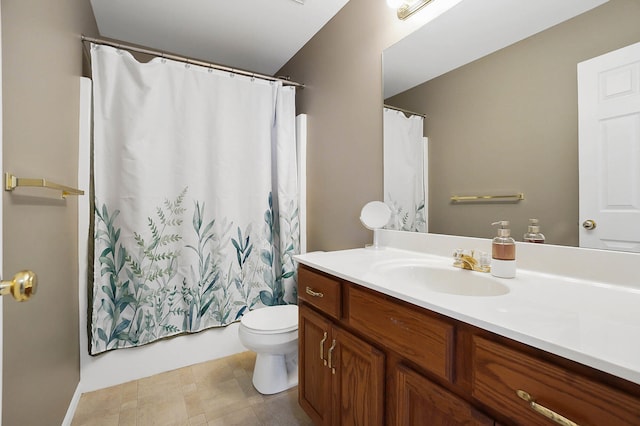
[371,259,510,297]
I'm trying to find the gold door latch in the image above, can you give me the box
[0,271,37,302]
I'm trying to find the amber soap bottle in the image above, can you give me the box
[524,218,545,243]
[491,220,516,278]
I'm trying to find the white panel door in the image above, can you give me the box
[578,42,640,252]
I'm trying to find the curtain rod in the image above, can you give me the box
[81,35,304,89]
[384,104,427,118]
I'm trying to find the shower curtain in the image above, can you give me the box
[90,44,299,355]
[383,107,426,232]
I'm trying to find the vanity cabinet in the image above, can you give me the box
[299,265,487,425]
[297,265,640,426]
[298,268,384,426]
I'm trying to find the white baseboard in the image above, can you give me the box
[61,383,83,426]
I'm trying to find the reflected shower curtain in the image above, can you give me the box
[383,107,426,232]
[90,44,299,354]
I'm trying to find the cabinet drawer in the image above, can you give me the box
[472,336,640,426]
[346,285,454,382]
[298,267,341,320]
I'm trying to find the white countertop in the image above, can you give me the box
[295,246,640,385]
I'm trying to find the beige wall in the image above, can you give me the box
[278,0,422,251]
[2,0,97,424]
[387,0,640,246]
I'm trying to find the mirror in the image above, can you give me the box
[382,0,640,249]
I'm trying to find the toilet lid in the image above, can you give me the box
[240,305,298,333]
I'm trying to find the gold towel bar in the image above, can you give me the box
[5,173,84,198]
[451,193,524,202]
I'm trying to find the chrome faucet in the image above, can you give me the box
[453,249,490,273]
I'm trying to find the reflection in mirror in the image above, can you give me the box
[383,106,427,233]
[382,0,640,251]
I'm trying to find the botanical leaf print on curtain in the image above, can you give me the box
[90,44,299,354]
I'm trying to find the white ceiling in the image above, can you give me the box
[89,0,350,76]
[383,0,609,98]
[90,0,610,94]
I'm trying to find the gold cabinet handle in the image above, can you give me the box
[305,286,324,298]
[516,390,579,426]
[320,332,328,366]
[0,271,37,302]
[327,339,337,375]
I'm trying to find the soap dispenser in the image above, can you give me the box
[491,221,516,278]
[523,218,545,243]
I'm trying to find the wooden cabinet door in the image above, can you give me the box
[299,304,333,426]
[394,364,493,426]
[332,327,385,426]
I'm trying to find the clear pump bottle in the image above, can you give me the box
[523,218,545,243]
[491,220,516,278]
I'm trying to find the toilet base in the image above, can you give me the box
[252,352,298,395]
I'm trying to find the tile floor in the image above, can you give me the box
[72,351,313,426]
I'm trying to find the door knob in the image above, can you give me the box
[582,219,597,230]
[0,271,37,302]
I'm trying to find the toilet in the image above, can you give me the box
[238,304,299,395]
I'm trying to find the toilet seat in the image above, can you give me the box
[240,305,298,334]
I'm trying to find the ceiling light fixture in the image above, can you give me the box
[396,0,434,20]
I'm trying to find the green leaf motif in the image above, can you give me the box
[282,271,295,279]
[97,328,108,343]
[259,290,274,306]
[260,250,272,266]
[92,187,300,354]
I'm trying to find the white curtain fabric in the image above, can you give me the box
[90,44,299,354]
[383,107,426,232]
